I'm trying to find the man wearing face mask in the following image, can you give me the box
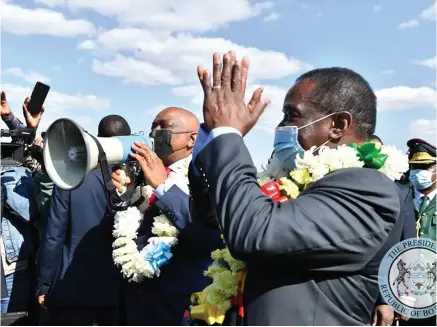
[189,51,405,325]
[406,139,436,241]
[111,107,223,326]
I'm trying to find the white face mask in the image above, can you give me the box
[409,169,436,190]
[273,112,336,170]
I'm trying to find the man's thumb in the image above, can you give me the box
[252,98,271,120]
[371,312,377,326]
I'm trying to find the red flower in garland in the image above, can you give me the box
[260,181,289,203]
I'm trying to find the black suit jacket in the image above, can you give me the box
[37,169,120,307]
[122,185,224,326]
[190,134,403,326]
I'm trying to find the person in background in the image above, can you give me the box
[401,138,436,326]
[111,107,224,325]
[406,139,436,240]
[1,91,45,172]
[36,115,132,326]
[369,135,416,326]
[1,91,44,321]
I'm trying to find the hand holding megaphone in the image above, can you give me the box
[112,141,167,191]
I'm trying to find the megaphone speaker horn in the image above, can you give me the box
[43,118,150,190]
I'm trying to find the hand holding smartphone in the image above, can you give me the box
[28,82,50,115]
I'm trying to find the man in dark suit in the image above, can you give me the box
[111,107,223,325]
[36,115,132,325]
[189,51,405,325]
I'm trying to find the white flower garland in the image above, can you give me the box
[258,144,409,184]
[112,157,191,282]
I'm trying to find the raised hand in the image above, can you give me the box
[23,96,45,129]
[197,51,270,136]
[1,91,13,119]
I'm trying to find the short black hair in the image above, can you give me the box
[296,67,376,139]
[370,135,383,144]
[98,115,131,137]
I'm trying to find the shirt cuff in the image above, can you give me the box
[154,184,165,198]
[192,124,242,176]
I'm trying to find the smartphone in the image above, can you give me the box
[28,82,50,115]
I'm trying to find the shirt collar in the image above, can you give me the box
[167,154,192,172]
[414,187,437,201]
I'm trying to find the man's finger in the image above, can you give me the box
[221,53,232,89]
[371,312,377,326]
[252,97,271,121]
[1,91,6,102]
[231,60,242,94]
[212,52,222,88]
[241,56,249,99]
[247,87,264,111]
[197,65,211,96]
[112,180,124,192]
[111,171,123,183]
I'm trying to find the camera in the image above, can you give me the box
[1,128,36,166]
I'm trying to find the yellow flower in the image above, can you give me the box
[223,250,246,272]
[204,265,227,279]
[279,177,300,199]
[210,249,227,262]
[212,270,240,298]
[290,168,311,187]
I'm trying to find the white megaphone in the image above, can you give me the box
[43,118,151,190]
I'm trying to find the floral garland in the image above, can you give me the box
[189,142,409,325]
[112,157,191,283]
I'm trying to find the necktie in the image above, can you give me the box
[416,196,429,237]
[419,196,429,215]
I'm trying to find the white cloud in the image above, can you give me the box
[409,119,436,144]
[397,1,436,29]
[412,56,437,69]
[397,19,419,29]
[0,83,110,114]
[419,1,436,20]
[381,69,396,74]
[34,0,67,8]
[80,28,308,86]
[3,67,50,84]
[373,4,383,12]
[77,40,97,50]
[91,55,182,86]
[59,0,273,33]
[376,86,436,110]
[264,12,280,22]
[1,1,95,36]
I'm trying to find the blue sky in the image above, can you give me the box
[1,0,436,168]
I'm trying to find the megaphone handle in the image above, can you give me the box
[87,133,121,200]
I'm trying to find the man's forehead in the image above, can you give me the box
[284,81,318,104]
[154,108,182,123]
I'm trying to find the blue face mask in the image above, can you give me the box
[273,113,336,170]
[409,169,436,190]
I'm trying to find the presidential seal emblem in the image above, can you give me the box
[378,238,436,319]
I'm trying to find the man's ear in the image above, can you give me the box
[329,112,352,140]
[188,132,197,149]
